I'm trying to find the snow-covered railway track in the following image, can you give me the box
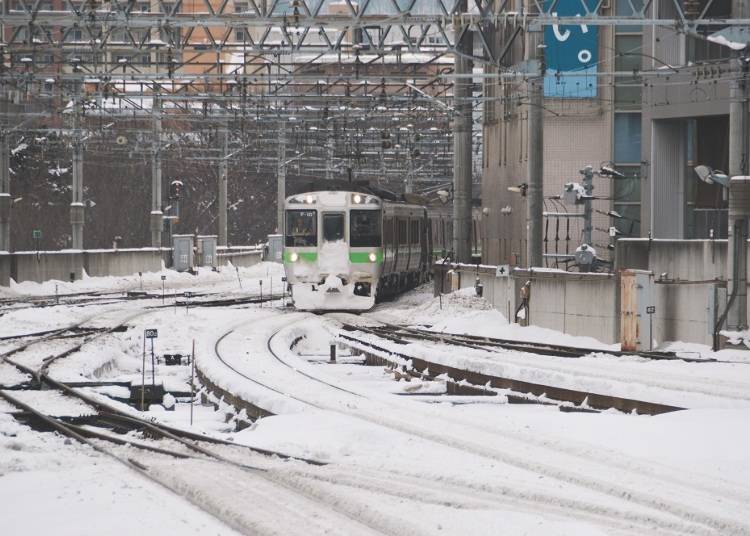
[334,318,750,409]
[337,325,684,415]
[201,314,750,535]
[0,388,382,536]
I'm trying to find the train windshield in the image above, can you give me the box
[286,210,317,247]
[350,210,382,247]
[323,213,345,242]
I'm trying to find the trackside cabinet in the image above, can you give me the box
[196,235,218,268]
[172,234,195,272]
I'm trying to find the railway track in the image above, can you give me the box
[351,322,709,362]
[336,323,685,415]
[201,315,750,535]
[0,307,415,535]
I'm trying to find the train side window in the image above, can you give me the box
[410,220,419,245]
[398,219,407,245]
[383,217,393,244]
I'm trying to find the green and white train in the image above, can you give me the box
[283,189,453,311]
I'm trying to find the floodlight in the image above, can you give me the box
[694,165,729,188]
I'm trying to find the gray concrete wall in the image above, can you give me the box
[84,248,165,277]
[616,239,728,346]
[616,238,727,281]
[217,247,262,268]
[0,246,258,287]
[436,264,618,344]
[0,253,10,287]
[11,251,85,284]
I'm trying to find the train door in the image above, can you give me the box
[397,217,407,273]
[421,211,429,272]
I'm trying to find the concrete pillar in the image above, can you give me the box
[405,145,414,194]
[452,2,473,263]
[727,177,750,331]
[325,132,334,181]
[726,68,749,331]
[0,105,9,252]
[70,86,84,250]
[734,0,746,18]
[729,78,747,181]
[276,120,286,233]
[527,74,544,268]
[150,96,163,247]
[217,124,228,246]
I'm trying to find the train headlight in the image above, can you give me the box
[289,252,299,262]
[353,194,362,204]
[368,252,377,262]
[305,195,314,204]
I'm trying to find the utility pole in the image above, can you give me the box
[150,95,163,248]
[405,144,414,194]
[276,119,286,233]
[70,83,84,250]
[526,44,545,268]
[325,131,334,181]
[726,58,750,332]
[452,0,473,263]
[217,123,228,246]
[0,90,10,252]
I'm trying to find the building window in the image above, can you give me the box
[235,29,248,42]
[614,113,641,163]
[234,2,248,12]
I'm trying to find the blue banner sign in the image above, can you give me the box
[544,0,599,98]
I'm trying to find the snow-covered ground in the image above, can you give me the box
[1,270,749,535]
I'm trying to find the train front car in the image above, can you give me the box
[283,191,383,311]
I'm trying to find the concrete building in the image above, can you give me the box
[481,0,747,267]
[640,0,741,240]
[481,1,616,267]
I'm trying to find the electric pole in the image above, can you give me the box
[527,41,545,268]
[277,119,286,233]
[70,82,84,250]
[0,90,10,252]
[452,0,473,263]
[150,95,163,248]
[217,123,228,246]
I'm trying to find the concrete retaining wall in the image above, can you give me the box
[0,253,10,287]
[0,246,259,287]
[435,264,618,344]
[217,247,262,268]
[12,251,85,284]
[84,248,166,277]
[438,240,730,347]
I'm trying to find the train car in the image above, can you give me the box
[283,190,431,311]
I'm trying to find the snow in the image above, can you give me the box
[1,274,750,535]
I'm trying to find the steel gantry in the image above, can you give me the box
[0,0,748,253]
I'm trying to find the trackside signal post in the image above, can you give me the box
[141,328,158,410]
